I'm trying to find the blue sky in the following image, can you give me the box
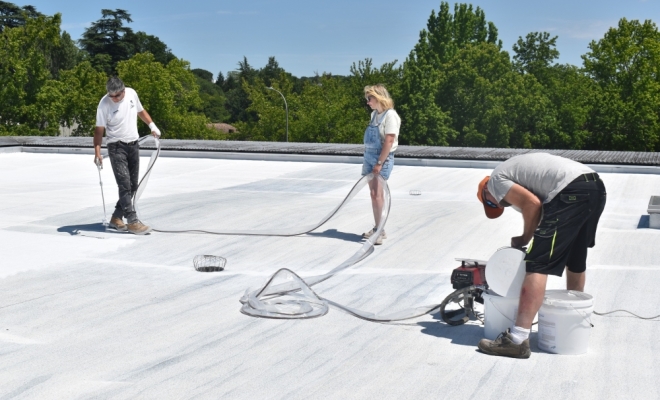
[14,0,660,79]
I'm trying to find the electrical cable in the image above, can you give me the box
[593,310,660,320]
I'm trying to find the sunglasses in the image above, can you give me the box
[365,96,374,102]
[108,90,125,99]
[483,188,498,208]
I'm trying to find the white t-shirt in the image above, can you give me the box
[487,153,595,206]
[370,109,401,152]
[95,87,144,143]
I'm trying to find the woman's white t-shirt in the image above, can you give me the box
[370,109,401,152]
[95,88,144,143]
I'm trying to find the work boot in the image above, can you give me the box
[363,227,387,240]
[109,217,127,231]
[478,329,531,359]
[127,220,152,235]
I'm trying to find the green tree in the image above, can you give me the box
[59,61,107,136]
[512,32,559,83]
[237,72,365,143]
[215,71,225,90]
[0,1,41,32]
[583,18,660,151]
[192,68,214,82]
[294,74,364,143]
[116,53,219,139]
[438,42,552,148]
[398,2,501,146]
[511,32,598,150]
[49,31,83,79]
[224,57,259,123]
[79,9,176,75]
[128,31,175,65]
[399,28,455,146]
[349,58,402,104]
[259,56,285,87]
[0,2,79,79]
[235,75,292,141]
[398,2,502,146]
[539,65,597,149]
[79,9,135,75]
[192,68,230,123]
[0,12,62,135]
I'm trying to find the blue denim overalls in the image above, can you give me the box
[362,110,394,179]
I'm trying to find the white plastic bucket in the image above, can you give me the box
[538,290,594,355]
[483,292,519,340]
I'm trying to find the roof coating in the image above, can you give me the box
[1,142,660,399]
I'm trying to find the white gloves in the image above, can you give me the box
[149,122,161,137]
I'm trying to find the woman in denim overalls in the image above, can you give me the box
[361,84,401,245]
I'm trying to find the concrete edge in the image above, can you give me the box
[12,146,660,175]
[0,146,22,154]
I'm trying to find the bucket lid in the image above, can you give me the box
[485,247,526,297]
[543,290,593,309]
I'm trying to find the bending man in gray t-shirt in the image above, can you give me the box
[476,153,607,358]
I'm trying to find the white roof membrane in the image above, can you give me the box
[1,150,659,399]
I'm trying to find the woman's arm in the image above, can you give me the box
[372,134,396,174]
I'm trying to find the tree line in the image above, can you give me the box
[1,1,660,151]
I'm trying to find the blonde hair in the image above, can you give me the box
[364,84,394,110]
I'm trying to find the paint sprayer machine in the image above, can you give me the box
[439,248,526,326]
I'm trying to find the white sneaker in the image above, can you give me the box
[363,227,387,240]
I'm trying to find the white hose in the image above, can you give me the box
[133,138,445,322]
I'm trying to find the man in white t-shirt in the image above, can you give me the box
[93,77,161,235]
[475,153,606,358]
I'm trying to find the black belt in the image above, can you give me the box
[121,139,138,145]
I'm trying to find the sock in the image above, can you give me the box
[509,326,530,345]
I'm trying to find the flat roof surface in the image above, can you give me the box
[1,149,660,399]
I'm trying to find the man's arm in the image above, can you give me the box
[502,183,542,248]
[93,126,104,165]
[138,110,160,137]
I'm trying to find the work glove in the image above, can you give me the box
[149,122,161,138]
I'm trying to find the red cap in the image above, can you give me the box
[477,176,504,219]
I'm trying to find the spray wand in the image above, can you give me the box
[94,135,154,227]
[94,156,109,226]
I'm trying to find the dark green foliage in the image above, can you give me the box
[4,1,660,150]
[398,2,502,146]
[192,68,230,123]
[0,1,41,32]
[128,31,175,65]
[79,9,175,75]
[79,9,134,75]
[583,18,660,151]
[261,56,285,87]
[192,68,214,82]
[513,32,559,82]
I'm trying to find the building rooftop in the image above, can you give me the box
[1,138,659,399]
